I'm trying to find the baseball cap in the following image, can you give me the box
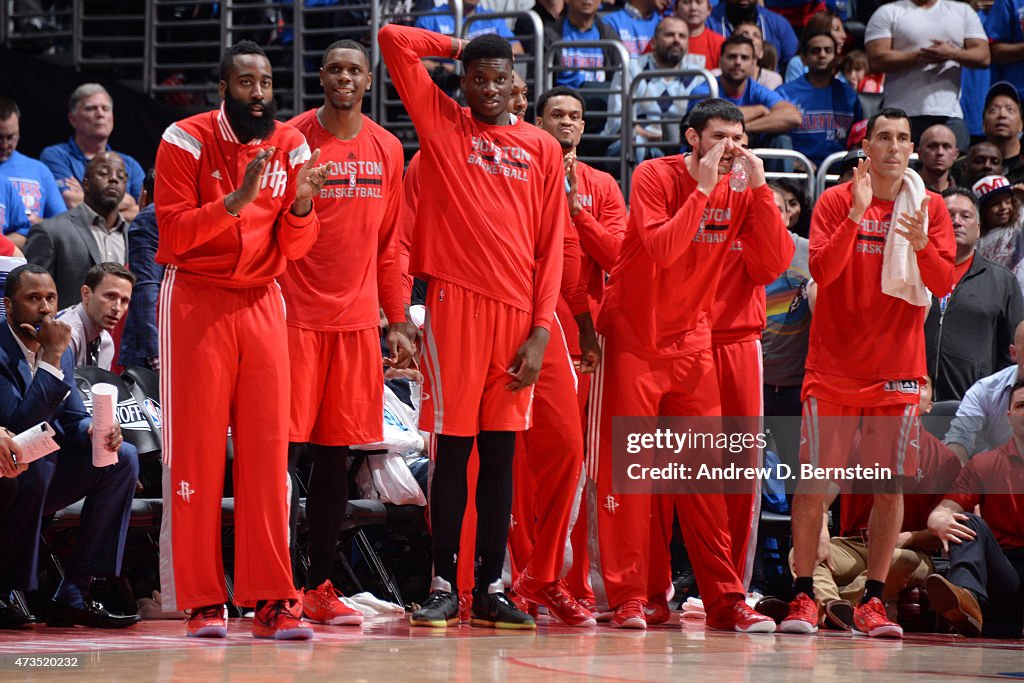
[971,174,1013,204]
[838,148,867,176]
[984,81,1021,112]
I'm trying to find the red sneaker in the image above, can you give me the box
[611,599,647,629]
[779,593,819,634]
[645,593,671,625]
[513,576,596,627]
[853,598,903,639]
[708,601,776,634]
[301,580,364,626]
[186,604,227,638]
[252,600,315,640]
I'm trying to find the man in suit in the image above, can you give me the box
[24,153,129,310]
[119,169,160,371]
[0,264,139,629]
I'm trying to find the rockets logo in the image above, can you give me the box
[177,480,195,503]
[603,495,619,514]
[260,159,288,199]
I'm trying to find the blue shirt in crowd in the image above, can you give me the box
[603,4,661,58]
[0,180,29,236]
[0,151,65,226]
[39,136,145,204]
[706,3,799,69]
[557,21,609,88]
[777,76,862,166]
[985,0,1024,102]
[689,75,785,111]
[415,3,518,41]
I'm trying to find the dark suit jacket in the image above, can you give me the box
[24,203,129,310]
[0,319,91,451]
[119,204,162,367]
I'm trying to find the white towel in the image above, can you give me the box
[881,167,931,306]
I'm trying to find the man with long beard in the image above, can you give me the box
[155,40,330,640]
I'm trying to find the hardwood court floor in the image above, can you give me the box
[1,615,1022,682]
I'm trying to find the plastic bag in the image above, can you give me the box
[353,384,427,506]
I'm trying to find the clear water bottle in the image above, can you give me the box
[729,156,751,192]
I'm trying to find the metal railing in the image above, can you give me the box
[462,10,543,112]
[73,0,148,81]
[3,0,73,54]
[294,0,378,114]
[545,38,631,190]
[622,68,717,190]
[752,149,817,203]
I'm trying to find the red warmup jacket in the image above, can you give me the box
[806,182,955,385]
[598,155,793,359]
[711,237,777,345]
[281,110,406,330]
[380,24,569,331]
[155,104,319,285]
[573,161,627,314]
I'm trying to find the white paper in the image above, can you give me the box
[90,383,119,467]
[12,422,59,465]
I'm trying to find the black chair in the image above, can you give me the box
[922,400,960,441]
[857,92,884,123]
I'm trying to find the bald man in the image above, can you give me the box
[919,125,958,193]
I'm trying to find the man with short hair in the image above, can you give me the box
[708,0,800,68]
[918,125,959,193]
[155,40,329,641]
[594,97,792,630]
[39,84,144,222]
[691,35,801,139]
[864,0,990,151]
[380,24,568,630]
[0,96,64,246]
[606,16,707,162]
[925,188,1023,401]
[283,39,415,628]
[25,152,129,310]
[955,141,1006,188]
[58,262,135,370]
[926,378,1024,638]
[781,108,956,639]
[0,264,138,631]
[675,0,725,70]
[777,29,863,167]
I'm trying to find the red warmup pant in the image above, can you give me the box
[507,316,585,584]
[158,269,297,611]
[648,339,763,598]
[592,334,745,618]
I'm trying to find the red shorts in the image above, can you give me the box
[288,325,383,446]
[419,279,535,436]
[799,396,919,479]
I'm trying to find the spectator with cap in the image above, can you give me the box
[674,0,724,70]
[864,0,990,152]
[918,124,959,193]
[777,27,862,167]
[925,187,1024,401]
[707,0,800,69]
[0,97,64,248]
[953,82,1024,186]
[39,84,144,223]
[973,174,1024,295]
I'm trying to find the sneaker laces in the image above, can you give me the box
[620,598,645,613]
[258,600,292,625]
[421,590,452,610]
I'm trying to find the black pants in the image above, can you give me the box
[946,513,1024,638]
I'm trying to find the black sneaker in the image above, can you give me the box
[470,588,536,630]
[410,590,460,628]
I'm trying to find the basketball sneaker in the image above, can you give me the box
[852,597,903,638]
[779,592,819,634]
[645,592,671,625]
[708,601,777,633]
[513,576,595,627]
[611,599,647,629]
[252,600,314,640]
[411,577,461,628]
[300,580,364,626]
[186,604,227,638]
[470,582,536,630]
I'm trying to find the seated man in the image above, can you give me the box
[0,96,63,247]
[927,378,1024,638]
[0,264,139,629]
[25,152,129,310]
[785,377,962,630]
[689,35,801,146]
[0,430,26,628]
[952,141,1006,189]
[57,262,135,370]
[544,0,620,89]
[39,84,144,222]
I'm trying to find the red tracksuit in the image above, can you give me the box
[593,155,792,620]
[281,110,406,446]
[802,183,955,475]
[380,24,567,436]
[156,105,319,610]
